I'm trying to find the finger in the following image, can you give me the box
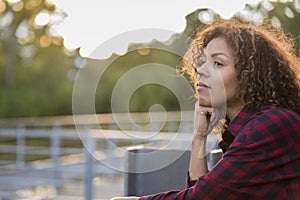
[199,111,206,115]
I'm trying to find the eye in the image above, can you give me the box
[214,61,223,67]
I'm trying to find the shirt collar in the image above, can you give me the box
[227,106,258,137]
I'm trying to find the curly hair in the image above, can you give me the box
[182,19,300,115]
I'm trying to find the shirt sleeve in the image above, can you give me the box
[186,171,197,188]
[138,108,300,200]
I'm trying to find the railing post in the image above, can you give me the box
[51,123,61,191]
[16,123,25,169]
[84,130,95,200]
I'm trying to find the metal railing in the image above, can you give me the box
[0,111,198,200]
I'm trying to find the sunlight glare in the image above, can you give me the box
[6,0,21,4]
[198,9,214,24]
[34,11,50,26]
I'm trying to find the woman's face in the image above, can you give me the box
[195,37,239,108]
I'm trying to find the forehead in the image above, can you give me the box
[184,37,233,68]
[205,37,232,56]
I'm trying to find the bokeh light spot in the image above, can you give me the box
[34,11,50,26]
[137,45,150,56]
[39,35,51,47]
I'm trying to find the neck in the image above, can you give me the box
[226,103,245,122]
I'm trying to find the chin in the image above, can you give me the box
[198,99,212,107]
[199,98,227,108]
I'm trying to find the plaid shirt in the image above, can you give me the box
[139,106,300,200]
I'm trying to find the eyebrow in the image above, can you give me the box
[211,52,230,58]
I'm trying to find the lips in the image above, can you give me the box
[197,82,209,91]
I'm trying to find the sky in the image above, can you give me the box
[49,0,262,58]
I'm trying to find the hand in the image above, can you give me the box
[193,102,223,138]
[110,197,139,200]
[193,102,213,138]
[192,102,224,158]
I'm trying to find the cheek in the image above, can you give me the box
[212,73,238,102]
[207,79,226,107]
[223,76,238,100]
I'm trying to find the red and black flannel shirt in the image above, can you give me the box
[139,106,300,200]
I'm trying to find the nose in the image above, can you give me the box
[196,61,209,78]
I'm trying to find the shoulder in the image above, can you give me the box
[254,106,300,129]
[235,106,300,144]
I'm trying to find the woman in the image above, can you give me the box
[112,19,300,199]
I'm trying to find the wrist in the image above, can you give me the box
[191,138,207,158]
[192,132,208,141]
[189,171,201,181]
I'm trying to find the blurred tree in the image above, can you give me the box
[0,0,78,117]
[0,0,67,86]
